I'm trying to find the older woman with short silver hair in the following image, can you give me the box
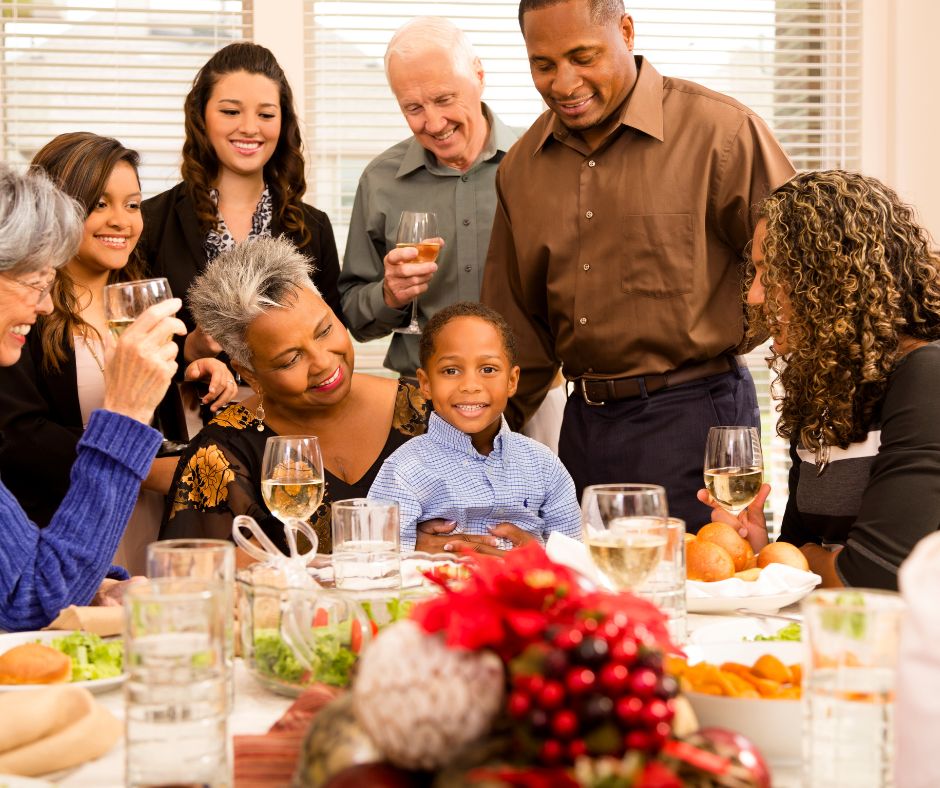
[0,165,185,631]
[163,235,440,553]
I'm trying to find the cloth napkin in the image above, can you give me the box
[233,683,340,788]
[545,531,601,584]
[895,531,940,788]
[685,562,821,600]
[43,605,123,637]
[0,685,121,776]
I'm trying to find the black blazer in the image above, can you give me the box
[0,329,186,527]
[140,182,345,331]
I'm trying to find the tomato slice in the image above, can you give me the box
[350,618,363,654]
[312,608,330,627]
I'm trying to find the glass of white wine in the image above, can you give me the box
[703,426,764,515]
[393,210,440,335]
[102,277,171,338]
[581,484,669,592]
[260,436,325,550]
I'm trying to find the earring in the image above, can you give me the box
[253,392,266,432]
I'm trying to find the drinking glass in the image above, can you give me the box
[103,277,171,338]
[802,589,906,788]
[124,578,230,788]
[703,426,764,515]
[633,517,688,644]
[146,539,236,705]
[581,484,669,592]
[261,436,325,542]
[331,498,401,590]
[392,211,439,335]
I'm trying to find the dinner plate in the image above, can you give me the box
[0,776,57,787]
[690,616,800,645]
[687,587,812,614]
[0,630,125,694]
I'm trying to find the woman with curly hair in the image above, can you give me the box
[141,42,344,365]
[701,170,940,589]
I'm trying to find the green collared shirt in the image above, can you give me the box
[339,104,519,376]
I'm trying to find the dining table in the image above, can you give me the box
[55,607,804,788]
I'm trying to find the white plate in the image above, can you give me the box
[687,587,813,614]
[0,631,125,694]
[690,617,800,645]
[682,641,803,766]
[0,776,56,787]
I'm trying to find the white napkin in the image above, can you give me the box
[895,531,940,788]
[545,532,600,584]
[685,562,820,599]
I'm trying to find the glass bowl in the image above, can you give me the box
[237,564,373,697]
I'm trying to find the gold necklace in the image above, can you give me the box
[79,329,105,374]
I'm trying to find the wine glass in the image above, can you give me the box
[392,211,439,335]
[703,426,764,515]
[102,277,172,338]
[581,484,669,592]
[261,436,325,550]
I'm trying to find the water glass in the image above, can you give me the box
[146,539,235,705]
[633,517,688,645]
[124,578,230,788]
[332,498,401,590]
[802,589,906,788]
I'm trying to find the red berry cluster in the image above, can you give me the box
[506,611,678,766]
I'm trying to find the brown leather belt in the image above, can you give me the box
[571,356,736,405]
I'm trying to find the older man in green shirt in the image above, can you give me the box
[338,17,519,377]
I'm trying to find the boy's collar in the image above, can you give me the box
[427,412,510,458]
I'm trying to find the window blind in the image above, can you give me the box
[0,1,251,198]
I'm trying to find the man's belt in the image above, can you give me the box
[571,356,736,406]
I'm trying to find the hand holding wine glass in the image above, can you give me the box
[261,436,325,552]
[581,484,669,592]
[103,277,172,338]
[391,211,440,335]
[703,426,764,518]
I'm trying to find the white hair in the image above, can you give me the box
[0,164,83,275]
[187,235,321,370]
[384,17,480,81]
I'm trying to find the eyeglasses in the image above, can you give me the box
[5,272,56,304]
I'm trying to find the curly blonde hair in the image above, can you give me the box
[748,170,940,452]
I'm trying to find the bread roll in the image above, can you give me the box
[0,643,71,685]
[757,541,810,571]
[697,522,753,572]
[686,539,736,582]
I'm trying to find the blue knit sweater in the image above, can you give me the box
[0,409,161,632]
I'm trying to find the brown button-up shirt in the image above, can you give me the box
[481,57,795,427]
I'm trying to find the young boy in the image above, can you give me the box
[368,302,582,551]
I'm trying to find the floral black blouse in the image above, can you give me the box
[162,381,428,553]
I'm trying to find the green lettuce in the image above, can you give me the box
[49,632,123,682]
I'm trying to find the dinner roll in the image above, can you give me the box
[0,643,71,685]
[697,522,753,572]
[686,539,736,582]
[757,541,810,572]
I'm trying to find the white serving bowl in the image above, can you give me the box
[681,641,803,767]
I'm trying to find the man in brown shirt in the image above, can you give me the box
[481,0,795,529]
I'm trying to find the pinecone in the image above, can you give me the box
[506,611,678,766]
[352,620,505,770]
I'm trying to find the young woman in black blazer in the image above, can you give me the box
[141,42,344,365]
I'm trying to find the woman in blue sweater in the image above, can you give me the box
[0,165,185,631]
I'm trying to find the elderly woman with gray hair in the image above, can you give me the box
[0,165,185,632]
[162,235,432,553]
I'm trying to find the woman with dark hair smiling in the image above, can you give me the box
[141,42,343,366]
[701,170,940,590]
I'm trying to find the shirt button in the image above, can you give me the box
[464,265,472,273]
[588,160,596,167]
[462,218,471,226]
[583,263,591,271]
[460,175,469,182]
[585,210,594,219]
[579,317,588,325]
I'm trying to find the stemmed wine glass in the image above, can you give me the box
[703,426,764,515]
[393,211,439,335]
[261,436,325,553]
[102,277,172,338]
[581,484,669,592]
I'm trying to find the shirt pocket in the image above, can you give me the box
[620,213,694,298]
